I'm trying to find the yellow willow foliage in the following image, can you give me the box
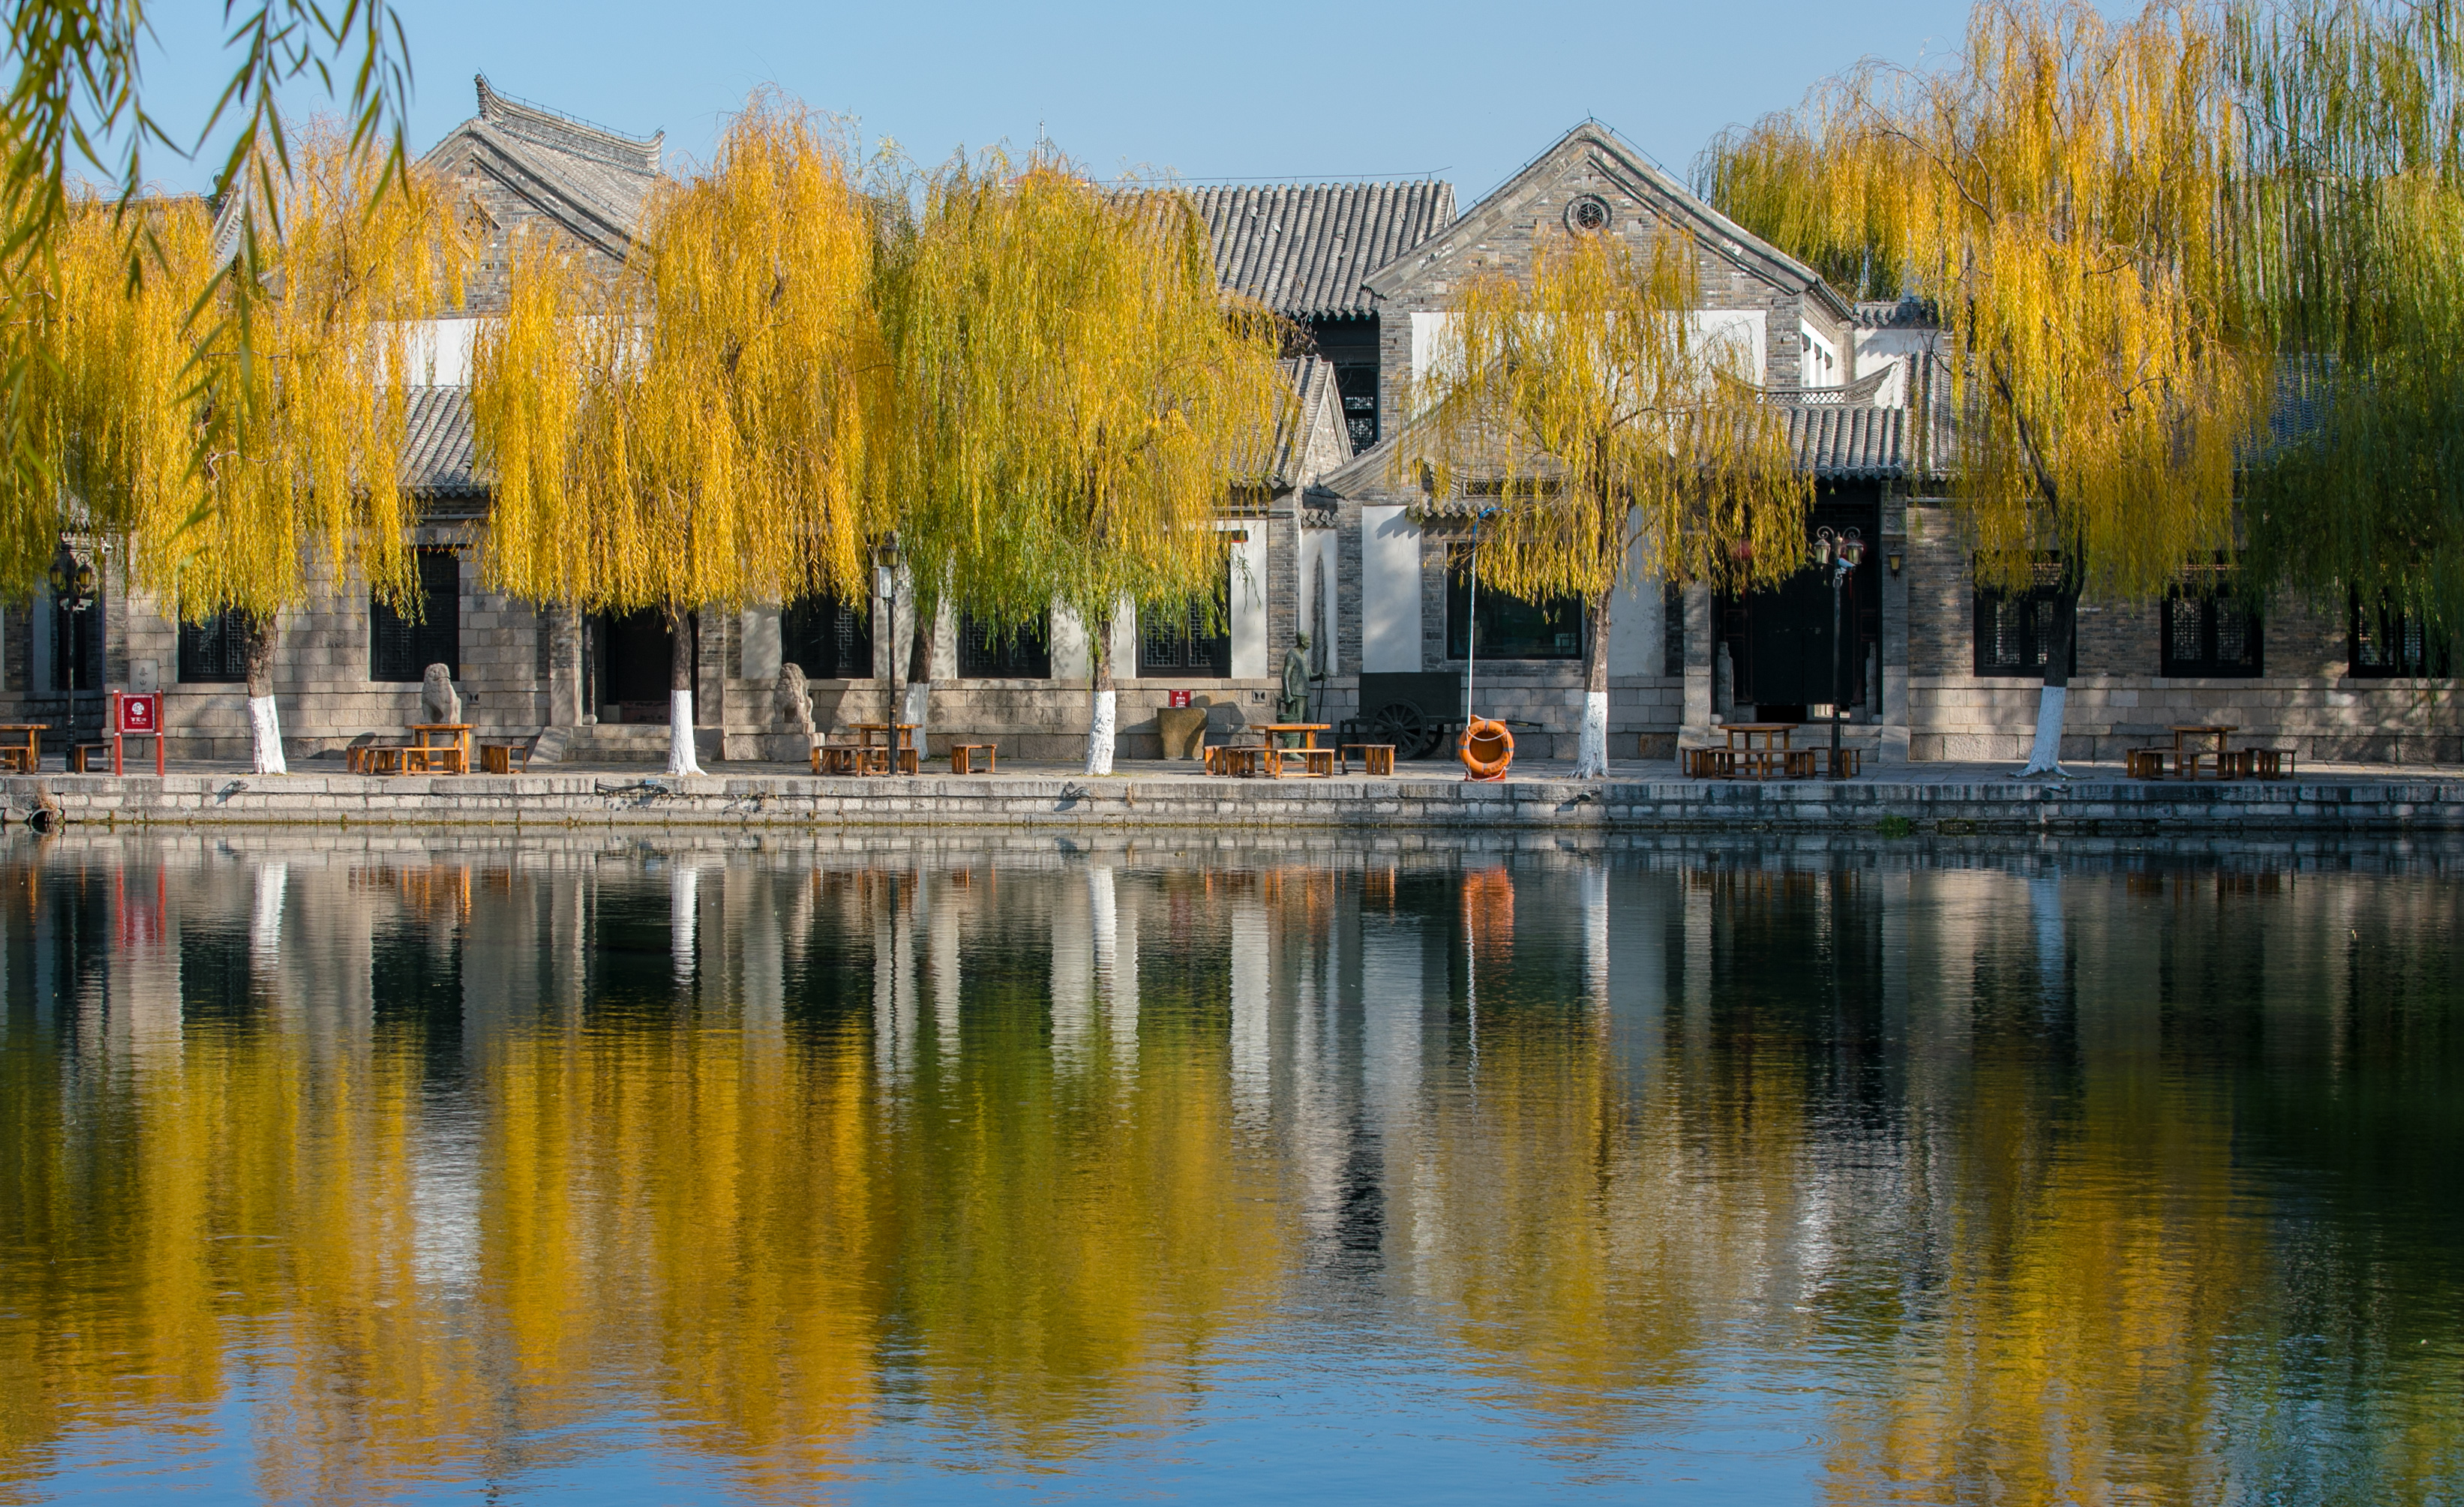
[1399,230,1811,607]
[1700,0,2270,598]
[472,95,884,614]
[25,131,471,621]
[886,155,1289,661]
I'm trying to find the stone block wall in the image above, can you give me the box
[1904,503,2462,763]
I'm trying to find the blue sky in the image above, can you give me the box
[130,2,1977,199]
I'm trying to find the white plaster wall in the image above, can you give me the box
[1799,318,1843,386]
[1413,309,1766,386]
[1852,328,1940,406]
[1229,533,1268,680]
[740,606,782,682]
[1050,607,1090,682]
[1304,527,1340,676]
[1608,525,1655,675]
[1362,506,1423,674]
[405,318,481,386]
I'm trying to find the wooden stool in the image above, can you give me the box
[1339,743,1394,776]
[479,743,515,774]
[2125,747,2168,779]
[365,746,410,776]
[1682,747,1735,779]
[950,743,996,774]
[813,744,860,775]
[1825,747,1862,779]
[896,746,920,776]
[68,743,111,773]
[2246,747,2297,779]
[1280,748,1335,777]
[1784,749,1819,778]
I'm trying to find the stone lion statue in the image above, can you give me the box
[774,663,819,753]
[421,664,461,725]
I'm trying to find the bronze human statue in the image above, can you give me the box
[1278,632,1312,727]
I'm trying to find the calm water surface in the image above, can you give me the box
[1,831,2459,1503]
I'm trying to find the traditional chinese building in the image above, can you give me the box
[7,83,2450,765]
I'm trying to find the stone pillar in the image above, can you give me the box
[545,605,584,727]
[1880,494,1912,762]
[1679,582,1715,746]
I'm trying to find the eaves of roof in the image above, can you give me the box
[403,386,483,498]
[1191,182,1456,320]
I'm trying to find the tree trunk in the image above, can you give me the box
[904,584,936,760]
[666,603,704,776]
[1085,611,1115,776]
[1573,585,1613,778]
[2018,583,2079,778]
[242,613,287,775]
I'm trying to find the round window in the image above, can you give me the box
[1565,195,1612,233]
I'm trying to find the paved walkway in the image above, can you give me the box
[77,754,2464,786]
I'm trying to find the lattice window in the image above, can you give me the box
[371,550,461,682]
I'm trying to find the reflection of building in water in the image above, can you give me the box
[1,833,2459,1499]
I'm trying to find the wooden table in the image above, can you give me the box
[1260,723,1334,777]
[410,723,472,775]
[0,725,45,773]
[1721,722,1814,780]
[2171,725,2237,780]
[848,723,920,775]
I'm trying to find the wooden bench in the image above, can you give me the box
[361,746,411,776]
[950,743,996,774]
[1274,747,1336,778]
[1217,745,1268,778]
[479,741,534,775]
[2243,746,2297,779]
[404,745,466,775]
[1682,747,1735,779]
[1338,743,1395,776]
[2125,747,2169,779]
[1825,747,1862,779]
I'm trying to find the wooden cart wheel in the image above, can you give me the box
[1369,701,1441,760]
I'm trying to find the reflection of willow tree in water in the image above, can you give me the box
[0,842,2459,1499]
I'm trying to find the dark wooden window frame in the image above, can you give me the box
[1972,554,2075,678]
[2160,561,2263,678]
[958,611,1052,680]
[2348,591,2451,677]
[779,593,873,681]
[179,611,252,685]
[1138,593,1232,679]
[370,548,462,683]
[1445,543,1584,662]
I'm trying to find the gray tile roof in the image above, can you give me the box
[1785,403,1944,481]
[403,387,482,497]
[1190,182,1455,320]
[420,76,665,259]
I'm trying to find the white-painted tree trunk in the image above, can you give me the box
[246,695,287,774]
[1572,689,1610,779]
[1085,689,1116,776]
[2018,683,2069,778]
[903,680,932,761]
[668,689,704,776]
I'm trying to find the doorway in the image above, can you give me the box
[587,608,694,725]
[1717,491,1881,719]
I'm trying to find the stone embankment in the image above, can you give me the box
[3,769,2461,833]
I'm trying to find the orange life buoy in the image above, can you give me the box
[1459,717,1514,781]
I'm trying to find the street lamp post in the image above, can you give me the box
[1812,526,1864,778]
[876,533,905,773]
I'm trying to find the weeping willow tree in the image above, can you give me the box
[0,2,419,532]
[1702,0,2271,776]
[472,96,884,776]
[885,154,1288,776]
[2229,0,2464,662]
[1397,229,1811,779]
[13,130,468,773]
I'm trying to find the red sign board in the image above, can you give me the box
[1167,689,1193,709]
[115,692,159,735]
